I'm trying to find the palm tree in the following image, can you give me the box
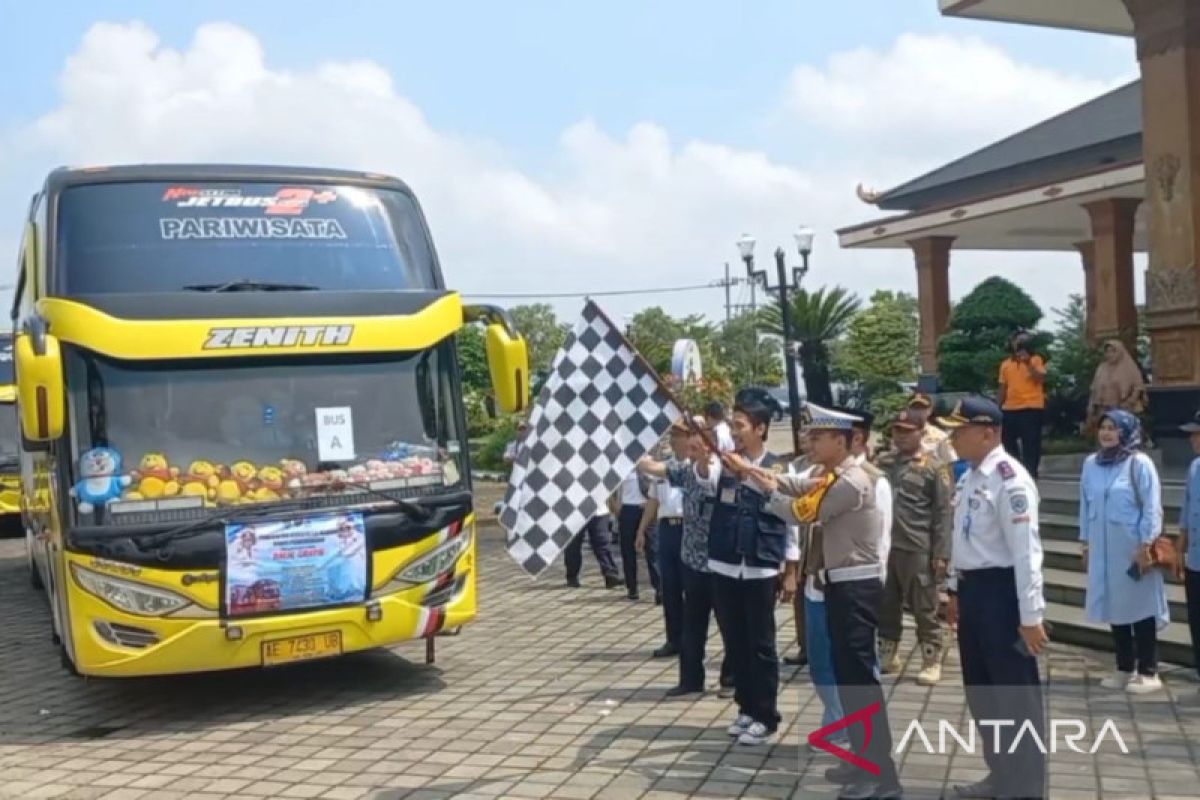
[758,286,861,406]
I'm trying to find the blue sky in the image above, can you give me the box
[0,1,1139,321]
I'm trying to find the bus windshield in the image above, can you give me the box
[55,181,439,294]
[64,345,464,526]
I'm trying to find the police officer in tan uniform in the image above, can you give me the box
[876,409,952,686]
[755,403,902,799]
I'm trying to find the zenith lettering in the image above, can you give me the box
[160,217,347,240]
[204,326,355,349]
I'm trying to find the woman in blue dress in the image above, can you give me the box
[1079,409,1169,694]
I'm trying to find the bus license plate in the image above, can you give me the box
[261,631,342,666]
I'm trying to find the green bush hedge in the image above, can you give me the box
[476,416,519,472]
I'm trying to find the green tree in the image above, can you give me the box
[456,324,490,395]
[937,276,1047,392]
[625,307,739,412]
[510,303,569,379]
[835,290,919,419]
[759,286,861,406]
[1044,294,1101,438]
[714,312,783,389]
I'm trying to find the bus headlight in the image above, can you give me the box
[70,564,192,616]
[396,534,470,585]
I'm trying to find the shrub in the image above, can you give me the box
[476,416,519,472]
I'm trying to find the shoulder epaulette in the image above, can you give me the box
[861,461,882,480]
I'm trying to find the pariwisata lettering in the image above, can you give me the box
[203,325,355,350]
[159,217,348,240]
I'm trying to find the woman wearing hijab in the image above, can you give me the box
[1079,409,1168,694]
[1088,341,1146,427]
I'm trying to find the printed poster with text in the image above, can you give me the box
[225,513,368,616]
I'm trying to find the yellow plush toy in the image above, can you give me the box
[249,465,285,503]
[130,452,180,500]
[179,460,220,501]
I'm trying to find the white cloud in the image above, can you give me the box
[0,22,1120,325]
[783,32,1128,163]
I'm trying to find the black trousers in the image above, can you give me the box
[1187,568,1200,678]
[825,578,900,787]
[958,568,1045,798]
[1002,408,1044,478]
[617,504,659,595]
[564,515,618,581]
[711,573,780,730]
[657,520,684,647]
[1112,616,1158,676]
[679,565,732,690]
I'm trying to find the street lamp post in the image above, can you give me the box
[738,227,815,456]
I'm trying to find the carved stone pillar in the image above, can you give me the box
[1124,0,1200,464]
[1074,240,1098,344]
[909,236,953,378]
[1082,198,1140,353]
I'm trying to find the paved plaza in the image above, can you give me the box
[3,521,1200,800]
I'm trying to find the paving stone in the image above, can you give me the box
[1,532,1198,799]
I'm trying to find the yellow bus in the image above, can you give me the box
[0,333,17,517]
[18,164,527,677]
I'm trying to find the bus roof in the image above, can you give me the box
[44,164,414,195]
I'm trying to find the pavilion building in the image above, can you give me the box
[839,1,1200,465]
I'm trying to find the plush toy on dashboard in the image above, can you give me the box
[179,460,220,502]
[73,447,132,514]
[280,458,307,490]
[129,452,181,500]
[248,465,286,502]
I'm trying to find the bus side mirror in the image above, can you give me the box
[15,327,65,442]
[485,323,529,415]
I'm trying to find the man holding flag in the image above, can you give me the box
[696,387,800,747]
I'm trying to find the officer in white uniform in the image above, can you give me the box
[941,396,1047,800]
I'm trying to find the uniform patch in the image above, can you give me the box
[1009,493,1029,514]
[968,497,981,510]
[770,463,784,474]
[997,461,1016,481]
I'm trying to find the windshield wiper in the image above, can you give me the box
[134,496,322,548]
[304,479,434,522]
[182,279,320,292]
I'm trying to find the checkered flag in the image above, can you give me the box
[500,301,682,577]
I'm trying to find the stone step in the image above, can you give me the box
[1040,512,1183,543]
[1044,567,1188,623]
[1044,600,1194,668]
[1037,476,1186,515]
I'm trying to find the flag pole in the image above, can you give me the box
[584,299,720,454]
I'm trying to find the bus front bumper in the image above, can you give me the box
[63,559,476,678]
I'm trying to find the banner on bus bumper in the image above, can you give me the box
[225,513,367,616]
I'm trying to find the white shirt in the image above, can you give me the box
[696,452,801,579]
[855,453,892,580]
[619,470,646,506]
[712,421,736,453]
[948,444,1045,626]
[654,471,685,518]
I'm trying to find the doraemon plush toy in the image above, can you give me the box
[72,447,131,514]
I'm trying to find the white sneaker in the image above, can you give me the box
[1125,674,1163,695]
[726,714,754,736]
[1100,670,1133,690]
[737,721,772,746]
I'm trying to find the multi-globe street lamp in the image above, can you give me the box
[737,227,815,454]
